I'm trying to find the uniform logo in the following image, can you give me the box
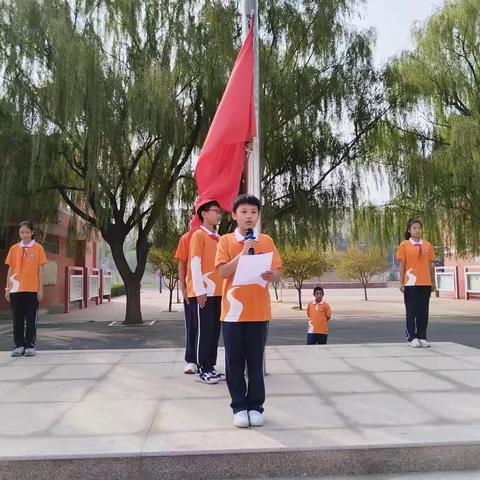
[29,253,36,259]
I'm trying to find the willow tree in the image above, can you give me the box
[361,0,480,254]
[259,0,387,246]
[0,0,238,323]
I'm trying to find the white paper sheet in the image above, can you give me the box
[232,252,273,288]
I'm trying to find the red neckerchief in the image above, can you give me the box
[411,239,423,259]
[19,241,34,271]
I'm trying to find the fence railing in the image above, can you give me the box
[435,266,459,299]
[465,266,480,300]
[64,267,113,313]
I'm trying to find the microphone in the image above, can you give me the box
[245,228,255,255]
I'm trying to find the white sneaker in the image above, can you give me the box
[11,347,24,357]
[211,368,226,381]
[233,410,250,428]
[248,410,264,427]
[184,363,197,374]
[409,338,422,348]
[419,339,431,348]
[24,347,36,357]
[195,371,219,384]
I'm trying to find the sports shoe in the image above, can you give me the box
[24,347,36,357]
[184,363,197,374]
[211,368,226,381]
[11,347,24,357]
[409,338,422,348]
[233,410,250,428]
[419,339,431,348]
[248,410,264,427]
[195,371,219,384]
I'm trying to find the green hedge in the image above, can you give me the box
[111,284,126,297]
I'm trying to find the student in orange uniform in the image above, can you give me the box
[397,219,437,348]
[4,221,48,357]
[175,232,198,375]
[216,194,282,428]
[187,200,224,384]
[306,286,331,344]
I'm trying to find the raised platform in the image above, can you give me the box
[0,343,480,479]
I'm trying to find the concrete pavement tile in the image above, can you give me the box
[289,357,353,373]
[365,345,440,357]
[427,343,480,356]
[411,392,480,422]
[159,376,228,400]
[121,350,182,364]
[263,359,300,375]
[436,369,480,388]
[50,399,158,436]
[0,365,56,381]
[42,364,114,380]
[456,355,480,367]
[325,345,383,358]
[356,423,480,445]
[83,367,173,401]
[331,393,435,426]
[22,352,126,365]
[373,371,456,391]
[265,372,315,395]
[344,357,418,372]
[0,435,144,459]
[265,396,346,429]
[143,429,284,454]
[149,398,232,433]
[0,381,23,399]
[0,403,72,436]
[270,346,337,360]
[404,356,479,370]
[307,373,386,394]
[1,380,97,403]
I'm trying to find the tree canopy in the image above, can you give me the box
[360,0,480,255]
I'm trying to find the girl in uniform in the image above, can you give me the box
[4,221,48,357]
[396,219,436,348]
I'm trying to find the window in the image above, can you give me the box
[43,234,60,255]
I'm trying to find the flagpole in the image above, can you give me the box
[242,0,269,376]
[241,0,261,217]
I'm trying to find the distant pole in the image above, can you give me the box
[241,0,261,221]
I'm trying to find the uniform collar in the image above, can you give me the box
[409,238,423,245]
[234,227,260,242]
[200,225,219,239]
[20,240,35,248]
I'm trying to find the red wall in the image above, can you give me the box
[444,256,480,300]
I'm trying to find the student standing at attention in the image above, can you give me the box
[175,231,198,375]
[4,221,48,357]
[397,218,436,348]
[187,200,225,384]
[306,286,331,345]
[215,194,282,428]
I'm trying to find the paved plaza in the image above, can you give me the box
[0,342,480,479]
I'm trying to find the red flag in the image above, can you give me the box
[191,22,256,231]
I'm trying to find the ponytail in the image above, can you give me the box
[404,218,422,240]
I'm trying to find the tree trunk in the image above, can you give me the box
[363,283,368,301]
[124,279,143,324]
[176,281,180,303]
[106,229,145,325]
[273,283,279,300]
[297,287,303,310]
[168,288,173,312]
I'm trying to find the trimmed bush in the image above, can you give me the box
[111,284,126,297]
